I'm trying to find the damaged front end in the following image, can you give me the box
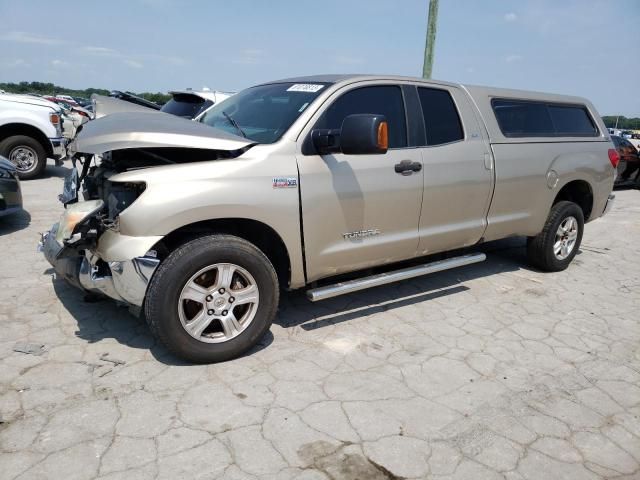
[39,187,162,313]
[40,221,160,311]
[39,111,254,312]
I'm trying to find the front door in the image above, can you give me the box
[297,84,424,282]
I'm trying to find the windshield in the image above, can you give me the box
[200,82,328,144]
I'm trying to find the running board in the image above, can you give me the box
[306,253,486,302]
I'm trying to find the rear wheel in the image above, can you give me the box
[145,234,279,363]
[0,135,47,180]
[527,201,584,272]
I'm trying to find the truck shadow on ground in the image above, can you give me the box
[275,237,529,331]
[43,164,71,179]
[50,270,275,366]
[50,237,536,365]
[0,209,31,235]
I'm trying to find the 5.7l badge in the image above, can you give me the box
[272,177,298,188]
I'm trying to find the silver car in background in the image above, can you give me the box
[161,89,234,119]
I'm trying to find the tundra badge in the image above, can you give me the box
[343,229,381,240]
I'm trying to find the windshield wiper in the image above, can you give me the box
[222,111,247,138]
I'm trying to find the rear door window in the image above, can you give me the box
[316,85,408,148]
[492,99,598,137]
[417,87,464,145]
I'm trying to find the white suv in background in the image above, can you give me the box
[160,89,233,119]
[0,93,66,179]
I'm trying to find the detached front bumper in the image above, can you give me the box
[39,223,160,308]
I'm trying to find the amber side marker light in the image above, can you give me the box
[377,121,388,150]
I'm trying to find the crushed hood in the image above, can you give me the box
[70,111,254,155]
[91,94,158,119]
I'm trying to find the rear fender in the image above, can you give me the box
[547,147,613,224]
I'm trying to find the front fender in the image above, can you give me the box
[96,230,163,262]
[111,146,306,287]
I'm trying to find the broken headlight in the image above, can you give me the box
[103,181,146,229]
[55,199,105,242]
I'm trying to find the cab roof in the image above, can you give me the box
[261,74,591,105]
[260,74,460,89]
[257,74,604,143]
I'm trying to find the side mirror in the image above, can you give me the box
[310,114,388,155]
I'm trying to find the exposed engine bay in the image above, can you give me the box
[62,145,250,247]
[58,109,255,241]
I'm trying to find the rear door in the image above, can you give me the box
[297,82,424,282]
[415,85,494,255]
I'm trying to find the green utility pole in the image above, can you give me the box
[422,0,439,79]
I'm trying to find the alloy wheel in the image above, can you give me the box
[178,263,259,343]
[553,216,579,260]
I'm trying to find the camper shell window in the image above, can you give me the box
[492,99,598,138]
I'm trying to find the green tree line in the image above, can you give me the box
[2,82,637,128]
[0,81,171,105]
[601,116,640,130]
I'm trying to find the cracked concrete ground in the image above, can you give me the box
[1,166,639,480]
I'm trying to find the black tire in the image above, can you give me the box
[145,234,279,363]
[0,135,48,180]
[527,201,584,272]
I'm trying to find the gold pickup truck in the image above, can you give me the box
[40,75,617,363]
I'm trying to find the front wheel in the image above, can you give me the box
[145,235,279,363]
[527,201,584,272]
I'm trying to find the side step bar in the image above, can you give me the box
[306,253,486,302]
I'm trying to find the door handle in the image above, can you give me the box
[394,160,422,175]
[484,153,492,170]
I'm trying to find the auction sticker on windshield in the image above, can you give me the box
[287,84,325,93]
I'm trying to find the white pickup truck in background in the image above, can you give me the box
[0,93,67,179]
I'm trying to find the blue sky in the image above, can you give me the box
[1,0,638,115]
